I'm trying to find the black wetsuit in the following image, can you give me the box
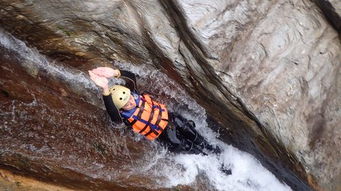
[103,70,219,155]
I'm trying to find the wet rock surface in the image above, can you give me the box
[0,30,161,191]
[0,169,75,191]
[0,0,340,191]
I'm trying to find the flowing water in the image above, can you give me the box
[0,29,292,191]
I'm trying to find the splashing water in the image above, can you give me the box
[114,62,291,191]
[0,28,291,191]
[0,28,100,107]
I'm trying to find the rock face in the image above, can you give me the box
[313,0,341,32]
[0,29,158,190]
[0,0,340,191]
[0,169,75,191]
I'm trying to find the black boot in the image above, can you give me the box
[220,164,232,175]
[170,113,221,155]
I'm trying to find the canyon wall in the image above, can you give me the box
[0,0,340,190]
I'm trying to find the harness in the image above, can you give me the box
[121,94,168,140]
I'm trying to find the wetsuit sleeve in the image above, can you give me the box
[103,95,123,123]
[120,70,138,92]
[102,70,137,124]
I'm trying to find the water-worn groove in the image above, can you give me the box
[159,1,314,190]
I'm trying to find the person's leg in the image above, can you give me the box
[157,122,185,153]
[158,113,231,175]
[171,113,221,155]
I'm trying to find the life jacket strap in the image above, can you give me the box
[136,99,146,119]
[144,128,159,137]
[152,104,165,111]
[131,116,162,131]
[155,110,162,129]
[141,95,165,111]
[139,98,155,134]
[128,99,145,127]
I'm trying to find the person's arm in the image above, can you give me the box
[120,70,137,92]
[89,70,123,124]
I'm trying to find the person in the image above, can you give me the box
[88,67,221,155]
[89,67,232,175]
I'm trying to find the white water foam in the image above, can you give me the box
[161,146,291,191]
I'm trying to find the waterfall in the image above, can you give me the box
[0,28,291,191]
[114,62,292,191]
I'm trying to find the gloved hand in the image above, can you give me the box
[88,70,109,89]
[91,67,120,78]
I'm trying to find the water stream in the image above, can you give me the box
[0,29,292,191]
[114,62,292,191]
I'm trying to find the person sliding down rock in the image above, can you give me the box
[88,67,231,175]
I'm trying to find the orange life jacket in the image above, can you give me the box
[122,94,169,140]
